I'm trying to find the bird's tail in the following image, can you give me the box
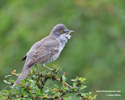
[15,67,30,84]
[12,62,33,88]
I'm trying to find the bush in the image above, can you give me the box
[0,65,96,100]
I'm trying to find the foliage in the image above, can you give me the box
[0,65,96,100]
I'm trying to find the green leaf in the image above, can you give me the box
[62,93,70,98]
[5,75,12,78]
[73,82,77,87]
[80,85,87,90]
[62,75,67,83]
[30,80,36,87]
[89,92,92,95]
[55,66,59,72]
[71,79,75,81]
[81,93,86,97]
[16,86,21,93]
[53,84,59,88]
[36,89,41,95]
[82,78,86,81]
[3,80,10,84]
[56,92,62,97]
[21,79,26,84]
[92,95,97,99]
[63,97,67,100]
[45,89,50,93]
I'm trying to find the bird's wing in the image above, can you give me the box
[31,37,59,63]
[32,46,58,63]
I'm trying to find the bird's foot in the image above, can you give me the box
[42,64,54,71]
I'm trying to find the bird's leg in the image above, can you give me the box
[42,64,54,71]
[35,64,40,74]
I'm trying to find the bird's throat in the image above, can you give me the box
[65,34,71,39]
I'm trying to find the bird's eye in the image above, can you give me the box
[60,30,64,34]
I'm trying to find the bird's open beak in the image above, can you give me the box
[68,30,74,34]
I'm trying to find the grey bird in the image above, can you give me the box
[13,24,74,86]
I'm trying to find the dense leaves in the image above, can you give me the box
[0,65,96,100]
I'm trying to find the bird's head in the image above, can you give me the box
[50,24,74,40]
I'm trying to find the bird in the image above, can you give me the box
[13,24,74,86]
